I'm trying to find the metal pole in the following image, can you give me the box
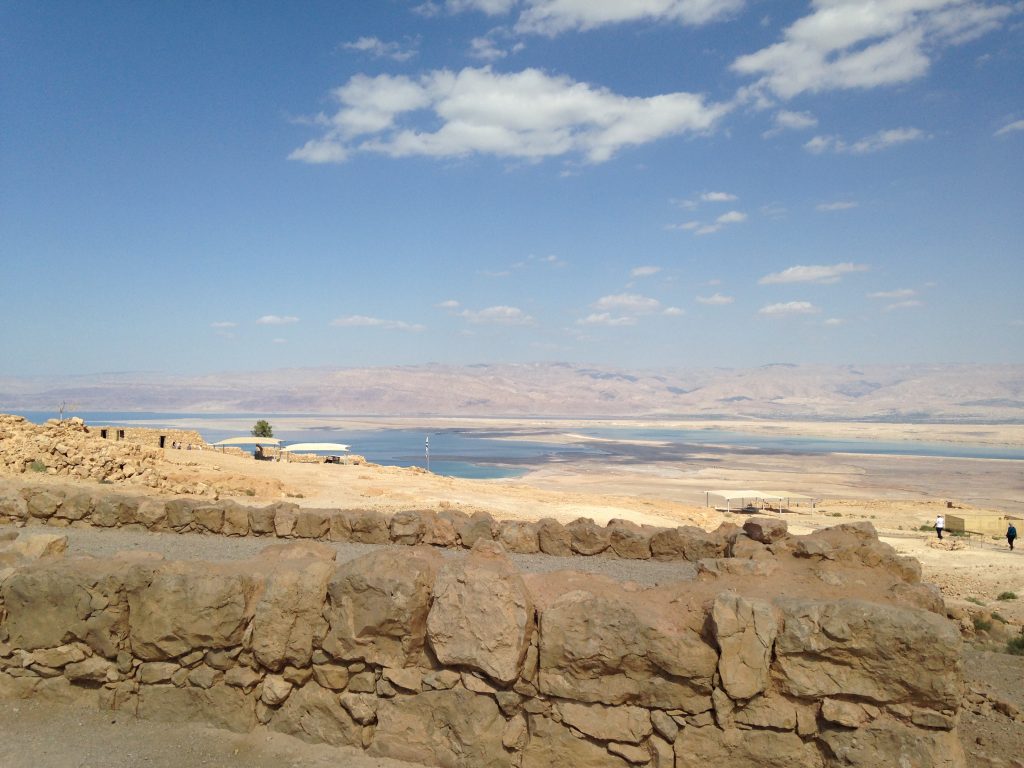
[425,436,430,473]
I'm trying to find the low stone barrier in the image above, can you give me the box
[0,516,966,767]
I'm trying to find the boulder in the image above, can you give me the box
[344,509,391,544]
[390,510,427,545]
[127,563,263,660]
[220,502,250,536]
[247,504,278,535]
[566,518,611,556]
[538,585,717,712]
[712,593,777,700]
[522,715,630,768]
[609,525,652,560]
[555,701,652,743]
[537,518,572,556]
[322,547,442,667]
[8,533,68,561]
[817,720,966,767]
[674,725,824,768]
[293,509,331,539]
[497,520,540,554]
[773,598,962,710]
[454,510,495,548]
[250,560,333,670]
[650,526,726,562]
[426,548,535,684]
[270,682,361,746]
[742,517,788,544]
[368,688,511,767]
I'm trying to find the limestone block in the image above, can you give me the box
[821,698,880,728]
[609,526,652,560]
[54,491,93,521]
[137,683,256,733]
[27,489,63,519]
[732,691,798,730]
[224,666,261,691]
[63,656,115,684]
[138,662,179,684]
[537,518,572,556]
[555,701,653,743]
[322,547,442,668]
[293,509,331,539]
[9,533,68,561]
[427,548,534,684]
[134,499,168,530]
[369,688,511,767]
[250,560,333,671]
[339,692,378,724]
[538,587,717,712]
[711,592,777,700]
[0,487,29,520]
[247,505,277,535]
[164,498,197,530]
[422,514,459,547]
[128,563,262,660]
[503,712,528,750]
[382,666,422,692]
[454,510,495,548]
[742,517,789,544]
[260,674,293,706]
[221,503,250,536]
[274,504,298,537]
[192,504,225,533]
[311,663,349,690]
[817,720,966,767]
[497,520,540,554]
[674,725,824,768]
[566,518,610,556]
[608,741,651,764]
[24,644,87,668]
[390,510,427,545]
[344,509,390,544]
[650,526,726,562]
[522,715,630,768]
[773,598,962,710]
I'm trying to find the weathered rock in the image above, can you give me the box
[273,504,298,537]
[427,548,535,684]
[137,683,255,733]
[608,741,651,765]
[311,663,349,690]
[566,518,611,556]
[502,712,528,750]
[260,674,293,706]
[390,510,427,545]
[497,520,540,554]
[538,584,717,712]
[650,526,726,562]
[250,560,333,671]
[9,533,68,561]
[127,563,262,660]
[818,720,966,767]
[338,692,378,724]
[711,592,777,700]
[220,503,250,536]
[134,499,168,530]
[192,504,225,533]
[522,715,630,768]
[344,509,391,544]
[64,656,116,684]
[454,510,495,548]
[138,662,180,684]
[369,688,511,767]
[322,547,442,667]
[742,517,789,544]
[609,525,652,560]
[555,701,653,743]
[164,498,197,530]
[27,489,63,519]
[773,598,962,710]
[675,725,824,767]
[247,504,278,535]
[293,508,331,539]
[54,491,93,521]
[537,518,572,556]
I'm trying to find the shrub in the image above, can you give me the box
[991,612,1007,623]
[996,591,1018,601]
[1007,632,1024,656]
[29,459,46,473]
[966,597,985,606]
[973,617,992,632]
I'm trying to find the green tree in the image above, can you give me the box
[251,420,273,438]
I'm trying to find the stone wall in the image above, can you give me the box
[0,522,966,767]
[91,425,207,450]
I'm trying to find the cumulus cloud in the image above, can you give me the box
[816,200,858,211]
[733,0,1015,100]
[759,301,821,316]
[995,119,1024,137]
[631,266,662,277]
[577,312,637,326]
[775,109,818,130]
[868,288,916,299]
[663,306,685,316]
[210,321,238,329]
[342,36,418,62]
[436,299,461,309]
[760,262,868,285]
[824,317,845,326]
[805,127,928,154]
[515,0,745,35]
[331,315,425,331]
[593,293,662,313]
[701,191,738,202]
[693,210,747,235]
[697,292,735,305]
[256,315,299,325]
[290,67,729,165]
[459,305,535,324]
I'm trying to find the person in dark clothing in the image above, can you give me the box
[1008,523,1017,551]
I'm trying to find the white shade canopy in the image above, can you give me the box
[212,437,281,446]
[281,442,350,452]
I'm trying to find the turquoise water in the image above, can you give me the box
[9,411,1022,478]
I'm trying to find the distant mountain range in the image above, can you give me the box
[1,363,1022,422]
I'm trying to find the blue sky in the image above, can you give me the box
[2,0,1022,377]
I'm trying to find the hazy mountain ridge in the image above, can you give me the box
[1,363,1022,422]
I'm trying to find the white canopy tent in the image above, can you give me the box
[212,437,281,447]
[280,443,350,453]
[705,489,815,512]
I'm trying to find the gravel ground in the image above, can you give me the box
[10,522,698,587]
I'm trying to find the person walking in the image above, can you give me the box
[935,514,945,540]
[1008,523,1017,551]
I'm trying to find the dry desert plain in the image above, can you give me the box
[3,416,1023,766]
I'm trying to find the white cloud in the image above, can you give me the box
[760,262,868,285]
[759,301,821,316]
[210,321,238,329]
[701,191,738,202]
[290,67,730,165]
[697,292,735,305]
[447,0,518,13]
[342,36,418,62]
[733,0,1015,100]
[824,317,845,326]
[436,299,461,309]
[716,210,747,224]
[256,315,299,325]
[663,306,685,316]
[995,119,1024,137]
[885,299,924,311]
[577,312,637,326]
[868,288,916,299]
[593,293,662,313]
[775,110,818,130]
[816,200,858,211]
[631,266,661,277]
[515,0,745,35]
[459,305,535,324]
[331,315,425,331]
[666,221,702,231]
[805,127,928,154]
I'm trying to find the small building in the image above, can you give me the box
[945,513,1011,536]
[91,425,207,450]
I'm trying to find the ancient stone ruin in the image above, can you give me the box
[0,481,968,766]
